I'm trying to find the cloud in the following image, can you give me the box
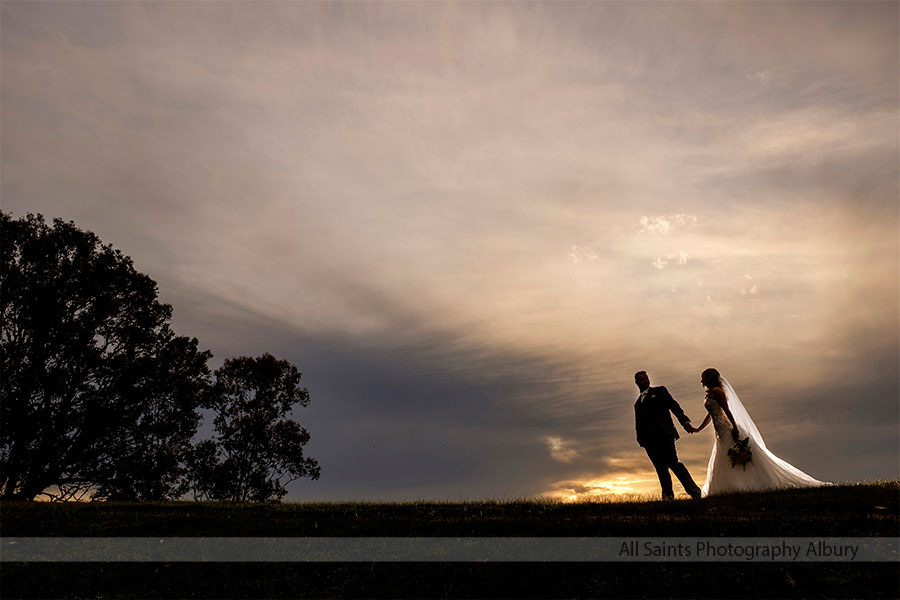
[540,470,665,501]
[637,213,698,235]
[748,70,771,85]
[651,251,690,270]
[1,1,896,500]
[542,436,580,463]
[568,245,599,263]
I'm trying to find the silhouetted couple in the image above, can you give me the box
[634,369,828,500]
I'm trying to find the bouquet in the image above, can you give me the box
[727,437,752,470]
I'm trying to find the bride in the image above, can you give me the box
[692,368,828,497]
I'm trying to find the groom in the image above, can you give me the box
[633,371,702,500]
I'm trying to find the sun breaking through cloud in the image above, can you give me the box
[1,1,896,500]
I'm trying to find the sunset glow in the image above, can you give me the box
[542,472,669,502]
[2,1,896,500]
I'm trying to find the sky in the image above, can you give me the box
[2,1,898,500]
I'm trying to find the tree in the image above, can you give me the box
[0,212,211,500]
[190,354,320,502]
[87,333,211,501]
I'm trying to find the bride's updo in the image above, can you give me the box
[701,368,721,389]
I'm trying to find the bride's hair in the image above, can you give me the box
[701,368,721,388]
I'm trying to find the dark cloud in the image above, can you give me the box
[2,1,896,499]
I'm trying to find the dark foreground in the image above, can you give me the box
[1,482,898,599]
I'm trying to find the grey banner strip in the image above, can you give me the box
[1,537,897,562]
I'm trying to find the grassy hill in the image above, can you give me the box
[1,481,897,598]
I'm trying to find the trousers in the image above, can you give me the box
[643,438,701,499]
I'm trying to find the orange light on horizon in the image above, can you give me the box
[539,471,697,502]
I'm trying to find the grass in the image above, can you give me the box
[2,481,897,537]
[0,481,897,598]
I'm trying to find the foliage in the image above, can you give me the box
[0,212,211,501]
[88,334,211,501]
[189,354,320,502]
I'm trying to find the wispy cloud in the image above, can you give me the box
[651,251,690,270]
[568,245,599,263]
[748,70,771,85]
[637,214,699,235]
[541,436,580,463]
[1,1,896,499]
[540,471,665,501]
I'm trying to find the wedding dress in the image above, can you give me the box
[701,377,828,497]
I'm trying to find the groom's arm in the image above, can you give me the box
[634,402,644,446]
[661,386,693,431]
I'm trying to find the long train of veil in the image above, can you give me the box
[719,376,766,449]
[701,375,828,496]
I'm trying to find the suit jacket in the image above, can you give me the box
[634,386,691,448]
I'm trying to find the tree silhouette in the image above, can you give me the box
[0,212,211,500]
[190,354,320,502]
[87,333,211,501]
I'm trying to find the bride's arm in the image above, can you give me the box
[694,414,711,432]
[713,387,740,441]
